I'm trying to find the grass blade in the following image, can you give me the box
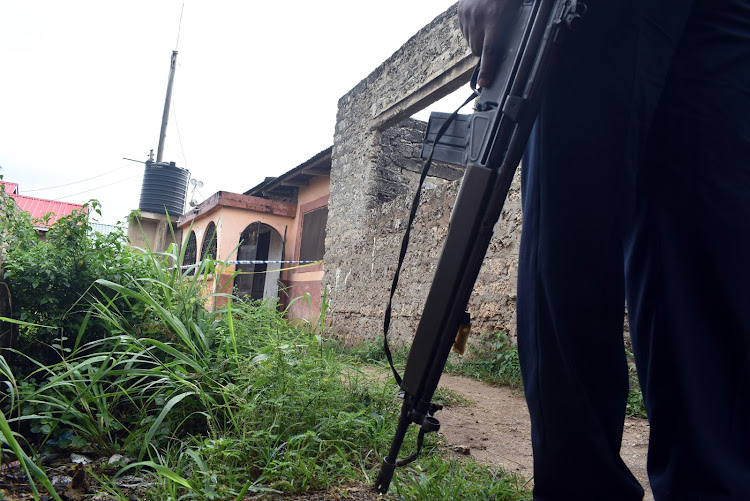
[140,391,195,461]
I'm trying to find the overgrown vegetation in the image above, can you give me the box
[0,195,151,371]
[0,192,530,500]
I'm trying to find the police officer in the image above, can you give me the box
[458,0,750,499]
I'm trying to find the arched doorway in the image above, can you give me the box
[234,222,284,301]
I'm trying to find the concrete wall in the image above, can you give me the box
[324,4,522,346]
[128,212,182,254]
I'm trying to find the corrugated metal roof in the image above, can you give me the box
[90,222,126,237]
[0,181,19,195]
[9,194,86,229]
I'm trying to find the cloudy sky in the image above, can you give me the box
[0,1,473,225]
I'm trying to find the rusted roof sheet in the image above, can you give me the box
[8,194,86,229]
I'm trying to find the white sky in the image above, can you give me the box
[0,1,472,225]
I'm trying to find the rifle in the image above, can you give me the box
[374,0,586,494]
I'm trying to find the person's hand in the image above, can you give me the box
[458,0,520,88]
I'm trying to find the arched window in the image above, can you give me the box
[201,222,217,260]
[183,231,197,275]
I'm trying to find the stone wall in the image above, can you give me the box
[325,4,522,346]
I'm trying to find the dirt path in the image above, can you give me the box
[435,373,653,500]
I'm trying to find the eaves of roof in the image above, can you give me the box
[244,147,332,198]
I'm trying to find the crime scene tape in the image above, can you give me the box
[229,260,318,265]
[177,259,323,274]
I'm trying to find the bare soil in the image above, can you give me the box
[434,373,653,501]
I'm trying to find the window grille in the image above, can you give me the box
[201,222,217,260]
[184,231,197,275]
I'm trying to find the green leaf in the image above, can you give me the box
[71,435,88,448]
[251,354,271,364]
[0,316,57,329]
[139,391,194,461]
[116,460,192,489]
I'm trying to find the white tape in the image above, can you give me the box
[177,259,320,270]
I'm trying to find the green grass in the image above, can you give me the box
[445,331,523,391]
[392,455,531,501]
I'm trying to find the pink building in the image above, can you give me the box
[177,148,330,324]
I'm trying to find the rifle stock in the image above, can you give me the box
[375,0,586,494]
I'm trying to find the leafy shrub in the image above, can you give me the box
[0,196,151,371]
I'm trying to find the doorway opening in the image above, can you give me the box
[234,222,283,301]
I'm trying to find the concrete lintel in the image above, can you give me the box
[372,55,476,131]
[218,192,297,216]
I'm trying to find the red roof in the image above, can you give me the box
[11,196,86,229]
[2,181,87,229]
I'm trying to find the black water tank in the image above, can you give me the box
[138,161,190,216]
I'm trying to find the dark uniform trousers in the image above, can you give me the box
[517,0,750,499]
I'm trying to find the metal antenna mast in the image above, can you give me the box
[156,50,178,163]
